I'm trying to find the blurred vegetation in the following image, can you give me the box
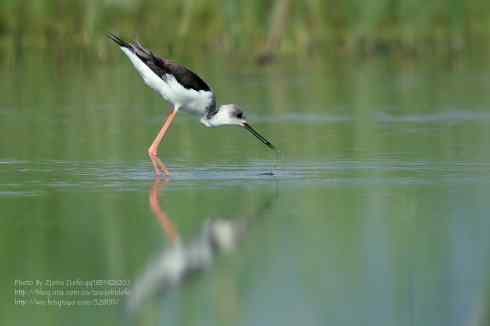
[0,0,490,60]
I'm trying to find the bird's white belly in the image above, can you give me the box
[164,75,213,116]
[122,48,212,116]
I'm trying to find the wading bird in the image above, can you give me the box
[107,33,275,177]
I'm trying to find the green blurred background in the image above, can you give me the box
[1,0,490,62]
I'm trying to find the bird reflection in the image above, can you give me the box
[148,179,179,243]
[125,177,275,315]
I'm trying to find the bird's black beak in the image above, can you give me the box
[242,123,276,150]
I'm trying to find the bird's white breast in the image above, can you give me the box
[121,47,213,116]
[163,75,213,116]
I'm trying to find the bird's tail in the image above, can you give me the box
[106,32,130,48]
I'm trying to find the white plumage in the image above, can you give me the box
[121,47,213,116]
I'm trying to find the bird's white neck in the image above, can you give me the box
[200,114,226,128]
[200,104,243,128]
[200,116,214,127]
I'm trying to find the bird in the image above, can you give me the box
[107,33,276,177]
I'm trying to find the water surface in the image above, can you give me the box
[1,54,490,325]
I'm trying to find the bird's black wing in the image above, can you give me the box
[107,33,211,92]
[130,40,211,92]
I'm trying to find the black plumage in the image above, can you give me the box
[107,33,211,92]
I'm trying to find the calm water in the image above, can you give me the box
[1,53,490,325]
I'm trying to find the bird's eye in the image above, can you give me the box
[236,112,243,119]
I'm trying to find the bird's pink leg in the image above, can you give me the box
[148,108,178,176]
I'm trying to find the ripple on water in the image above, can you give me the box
[254,112,352,124]
[376,110,490,124]
[0,159,489,196]
[252,110,490,126]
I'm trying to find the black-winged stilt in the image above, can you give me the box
[107,33,276,177]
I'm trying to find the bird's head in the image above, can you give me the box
[201,104,276,150]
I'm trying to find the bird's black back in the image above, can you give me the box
[107,33,211,92]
